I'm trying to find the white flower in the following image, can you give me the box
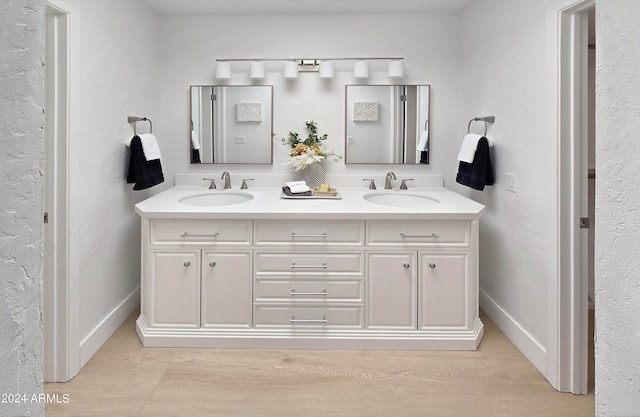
[289,149,325,171]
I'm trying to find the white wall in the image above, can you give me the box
[66,0,162,365]
[0,0,45,415]
[459,0,554,373]
[159,13,464,184]
[595,1,640,415]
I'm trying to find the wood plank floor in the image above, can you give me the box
[45,311,594,417]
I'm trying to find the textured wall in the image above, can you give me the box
[0,0,45,416]
[595,0,640,415]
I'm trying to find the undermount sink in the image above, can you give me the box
[363,192,439,207]
[179,191,254,207]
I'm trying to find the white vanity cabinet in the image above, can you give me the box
[140,220,253,333]
[366,221,477,334]
[253,220,365,329]
[136,186,484,350]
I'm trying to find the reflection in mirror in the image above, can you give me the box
[190,85,273,164]
[345,85,430,164]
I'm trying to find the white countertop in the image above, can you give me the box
[135,186,485,220]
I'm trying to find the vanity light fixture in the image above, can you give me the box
[283,60,299,79]
[387,60,404,78]
[353,60,370,79]
[215,61,231,80]
[249,61,265,79]
[318,61,334,79]
[215,57,404,81]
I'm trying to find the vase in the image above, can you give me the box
[294,163,325,190]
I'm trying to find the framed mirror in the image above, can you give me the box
[190,85,273,164]
[345,84,430,164]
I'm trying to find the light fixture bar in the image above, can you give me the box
[215,57,404,63]
[214,57,405,80]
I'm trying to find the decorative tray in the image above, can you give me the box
[280,188,342,200]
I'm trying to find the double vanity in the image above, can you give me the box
[135,175,485,350]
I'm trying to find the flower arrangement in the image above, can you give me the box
[276,121,342,171]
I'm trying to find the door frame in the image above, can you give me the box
[546,0,594,394]
[43,0,81,382]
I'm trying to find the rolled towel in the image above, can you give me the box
[457,133,483,163]
[417,130,429,151]
[139,133,162,161]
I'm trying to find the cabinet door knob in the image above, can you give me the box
[428,262,436,269]
[183,261,191,267]
[403,262,410,269]
[209,261,216,267]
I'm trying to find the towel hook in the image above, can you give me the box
[128,116,152,135]
[467,116,495,136]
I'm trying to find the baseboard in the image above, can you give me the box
[479,289,547,375]
[79,286,140,367]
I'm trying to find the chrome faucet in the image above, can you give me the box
[384,172,397,190]
[221,171,231,189]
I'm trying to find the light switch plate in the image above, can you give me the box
[504,172,517,193]
[235,136,246,144]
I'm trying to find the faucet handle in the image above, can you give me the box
[363,178,377,190]
[399,178,414,190]
[203,178,217,189]
[240,178,254,189]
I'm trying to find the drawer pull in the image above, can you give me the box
[290,315,327,324]
[403,262,410,269]
[400,232,439,239]
[183,261,191,267]
[290,261,328,269]
[290,232,328,239]
[290,288,327,296]
[209,261,217,267]
[428,263,436,269]
[180,232,219,238]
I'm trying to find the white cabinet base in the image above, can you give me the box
[136,314,484,350]
[137,218,484,351]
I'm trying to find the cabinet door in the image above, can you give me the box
[149,250,200,327]
[201,251,252,328]
[419,253,468,328]
[366,252,417,329]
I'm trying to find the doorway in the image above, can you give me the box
[547,0,595,395]
[43,0,80,382]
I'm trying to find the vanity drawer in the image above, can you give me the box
[254,252,363,275]
[254,279,363,303]
[253,305,364,328]
[150,220,252,245]
[366,221,470,247]
[254,221,365,246]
